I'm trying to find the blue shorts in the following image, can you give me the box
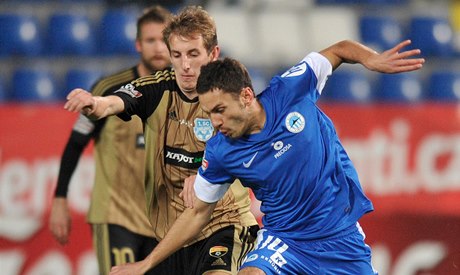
[240,223,378,275]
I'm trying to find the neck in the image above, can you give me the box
[137,63,153,77]
[182,90,198,100]
[248,101,266,134]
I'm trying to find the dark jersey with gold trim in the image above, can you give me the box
[114,68,257,244]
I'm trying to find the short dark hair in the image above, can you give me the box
[163,6,218,54]
[137,5,172,39]
[197,58,253,96]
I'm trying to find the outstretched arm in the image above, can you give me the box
[109,195,216,275]
[320,39,425,73]
[64,88,125,120]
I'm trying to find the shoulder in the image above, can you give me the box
[131,67,176,88]
[91,67,136,96]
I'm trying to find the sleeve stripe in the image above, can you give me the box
[194,173,231,203]
[303,52,333,94]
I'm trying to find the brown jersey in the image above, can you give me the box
[115,68,257,244]
[86,67,154,237]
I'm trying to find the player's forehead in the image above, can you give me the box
[169,34,206,52]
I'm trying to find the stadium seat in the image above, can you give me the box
[208,7,255,65]
[302,6,359,55]
[409,16,454,57]
[427,71,460,102]
[375,73,423,103]
[46,13,96,55]
[99,8,139,55]
[255,11,305,67]
[321,69,372,103]
[0,13,42,56]
[359,15,403,52]
[12,68,61,102]
[65,68,102,92]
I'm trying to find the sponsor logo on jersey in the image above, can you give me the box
[194,118,214,141]
[244,254,259,263]
[281,62,307,78]
[272,141,292,159]
[169,110,194,127]
[209,246,228,258]
[202,158,209,171]
[285,112,305,133]
[243,152,258,168]
[164,146,203,169]
[114,83,142,98]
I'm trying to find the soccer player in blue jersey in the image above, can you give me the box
[109,39,424,275]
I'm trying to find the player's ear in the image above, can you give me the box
[240,87,254,107]
[210,46,220,61]
[135,39,142,53]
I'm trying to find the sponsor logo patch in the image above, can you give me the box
[244,254,259,263]
[209,246,228,258]
[164,146,203,169]
[114,83,142,98]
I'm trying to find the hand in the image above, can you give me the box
[64,88,97,116]
[180,175,196,209]
[366,39,425,74]
[49,197,71,245]
[109,260,149,275]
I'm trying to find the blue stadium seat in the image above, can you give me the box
[409,16,454,57]
[65,68,102,92]
[359,15,403,52]
[375,73,423,103]
[0,14,42,56]
[12,69,61,102]
[47,13,97,55]
[321,70,372,103]
[428,71,460,102]
[99,8,139,55]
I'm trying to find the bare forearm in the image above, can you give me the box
[320,39,424,74]
[143,202,214,272]
[86,95,124,119]
[319,40,378,71]
[65,89,125,119]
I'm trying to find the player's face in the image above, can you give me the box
[168,34,219,98]
[199,88,251,139]
[136,22,170,72]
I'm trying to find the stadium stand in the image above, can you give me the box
[0,0,458,103]
[46,12,97,56]
[359,15,403,52]
[12,68,60,102]
[64,68,102,92]
[0,13,42,56]
[428,70,460,102]
[375,73,424,103]
[321,69,373,103]
[409,15,455,57]
[99,7,139,55]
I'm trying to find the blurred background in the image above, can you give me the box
[1,0,460,274]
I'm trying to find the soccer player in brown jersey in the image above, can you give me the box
[64,5,259,275]
[49,6,172,275]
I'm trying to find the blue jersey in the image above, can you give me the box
[195,52,374,241]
